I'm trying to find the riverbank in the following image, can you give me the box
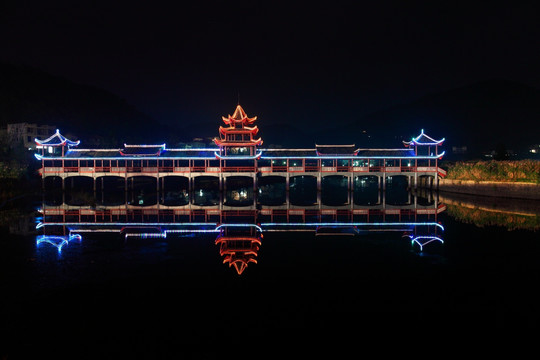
[438,179,540,200]
[439,191,540,231]
[443,160,540,183]
[437,160,540,200]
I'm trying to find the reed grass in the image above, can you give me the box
[446,203,540,231]
[444,160,540,184]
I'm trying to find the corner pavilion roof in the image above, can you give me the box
[403,129,445,146]
[35,129,80,147]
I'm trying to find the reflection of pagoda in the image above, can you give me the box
[213,104,262,157]
[215,226,262,275]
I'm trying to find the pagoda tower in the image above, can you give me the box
[215,226,262,275]
[213,104,262,157]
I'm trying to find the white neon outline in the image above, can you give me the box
[35,129,80,147]
[214,150,263,160]
[35,151,445,161]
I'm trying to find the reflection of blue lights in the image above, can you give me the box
[36,234,82,253]
[125,233,167,239]
[406,235,444,251]
[261,222,444,231]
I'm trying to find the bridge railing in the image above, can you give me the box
[39,163,445,176]
[221,166,257,172]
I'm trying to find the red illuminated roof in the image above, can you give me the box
[216,236,261,275]
[222,104,257,126]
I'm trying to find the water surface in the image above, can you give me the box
[1,185,539,357]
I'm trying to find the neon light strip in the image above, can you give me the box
[123,144,166,149]
[214,151,263,160]
[405,129,445,145]
[36,222,219,229]
[35,152,445,161]
[36,234,82,252]
[34,154,217,161]
[261,152,445,160]
[37,221,443,231]
[261,222,445,231]
[216,224,263,232]
[35,129,80,146]
[165,229,219,233]
[407,235,444,251]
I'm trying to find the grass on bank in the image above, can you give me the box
[443,160,540,184]
[446,203,540,231]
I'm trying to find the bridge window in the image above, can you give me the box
[321,159,334,167]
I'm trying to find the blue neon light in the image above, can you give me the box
[214,151,263,160]
[36,234,82,252]
[36,221,444,231]
[408,129,445,145]
[261,152,445,160]
[406,235,444,251]
[34,151,445,161]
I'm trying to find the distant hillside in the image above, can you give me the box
[0,62,175,146]
[323,79,540,157]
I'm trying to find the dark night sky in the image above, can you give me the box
[1,0,539,131]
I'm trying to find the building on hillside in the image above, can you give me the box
[7,123,56,149]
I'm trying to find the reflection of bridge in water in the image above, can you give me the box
[36,190,446,275]
[35,104,447,274]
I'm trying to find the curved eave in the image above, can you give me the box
[35,138,81,147]
[214,138,263,146]
[118,151,162,157]
[406,129,445,146]
[215,237,262,245]
[214,150,263,160]
[219,126,259,135]
[35,129,80,147]
[221,116,257,125]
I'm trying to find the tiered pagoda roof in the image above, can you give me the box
[215,235,261,275]
[214,104,262,147]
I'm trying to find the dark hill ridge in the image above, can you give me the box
[0,62,167,146]
[323,79,540,156]
[1,62,537,154]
